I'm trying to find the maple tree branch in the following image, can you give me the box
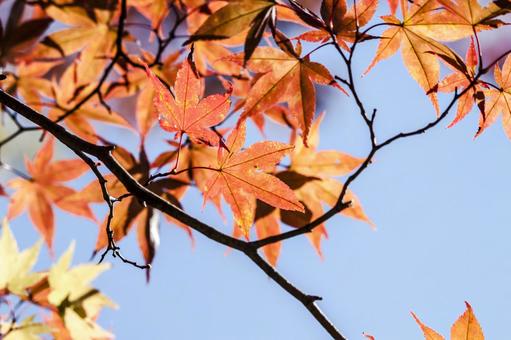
[0,89,348,340]
[73,150,150,270]
[331,36,377,146]
[244,249,346,340]
[253,45,511,250]
[0,90,246,249]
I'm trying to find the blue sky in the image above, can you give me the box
[2,2,511,340]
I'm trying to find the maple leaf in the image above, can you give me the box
[186,0,276,63]
[46,61,131,143]
[228,75,299,134]
[202,121,304,235]
[7,137,94,249]
[47,242,115,340]
[365,0,467,112]
[231,202,282,266]
[425,0,509,41]
[254,204,282,266]
[229,46,344,145]
[0,219,43,296]
[297,0,378,49]
[0,1,52,66]
[278,114,372,255]
[129,0,169,29]
[0,315,49,340]
[186,3,245,76]
[412,302,484,340]
[145,59,231,146]
[363,333,376,340]
[478,54,511,139]
[2,61,56,111]
[31,1,117,84]
[438,38,486,129]
[106,52,181,138]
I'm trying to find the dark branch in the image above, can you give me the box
[0,89,347,340]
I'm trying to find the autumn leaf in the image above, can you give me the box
[129,0,169,29]
[478,54,511,139]
[145,59,231,146]
[202,121,303,235]
[412,311,445,340]
[252,201,282,266]
[365,0,466,112]
[31,1,117,84]
[1,315,49,340]
[1,60,56,111]
[46,60,131,143]
[48,242,109,305]
[186,3,245,76]
[271,114,373,256]
[289,114,372,225]
[298,0,378,49]
[438,38,486,129]
[7,137,94,248]
[363,333,376,340]
[412,302,484,340]
[0,219,115,340]
[186,0,275,62]
[47,242,115,340]
[0,1,52,65]
[106,51,181,138]
[229,76,299,134]
[0,219,43,296]
[427,0,509,41]
[230,46,344,145]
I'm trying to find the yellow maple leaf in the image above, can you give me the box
[0,219,43,296]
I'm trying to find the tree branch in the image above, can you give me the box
[0,89,347,340]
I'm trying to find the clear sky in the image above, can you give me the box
[2,4,511,340]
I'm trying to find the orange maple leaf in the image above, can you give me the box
[479,54,511,139]
[229,46,344,145]
[438,38,485,129]
[412,302,484,340]
[432,0,508,40]
[279,114,373,256]
[365,0,466,112]
[186,2,245,76]
[298,0,378,49]
[203,121,304,235]
[145,59,231,145]
[7,137,94,249]
[31,2,117,84]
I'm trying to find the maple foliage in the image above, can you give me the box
[413,302,484,340]
[0,220,114,340]
[7,137,94,249]
[202,121,304,235]
[480,54,511,138]
[0,0,510,338]
[145,58,231,146]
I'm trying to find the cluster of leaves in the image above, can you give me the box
[0,0,510,338]
[0,0,379,271]
[0,220,115,340]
